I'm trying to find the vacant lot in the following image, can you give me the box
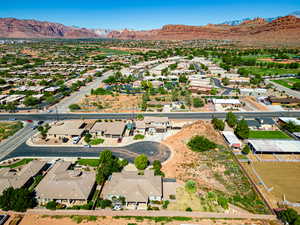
[244,162,300,204]
[0,121,23,141]
[162,121,270,214]
[249,131,291,139]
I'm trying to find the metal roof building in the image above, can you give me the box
[248,139,300,154]
[222,131,241,148]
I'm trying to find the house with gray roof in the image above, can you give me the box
[102,170,162,209]
[0,160,46,194]
[90,121,127,138]
[35,160,96,206]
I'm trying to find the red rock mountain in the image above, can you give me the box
[107,16,300,45]
[0,18,99,38]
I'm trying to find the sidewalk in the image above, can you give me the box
[26,209,277,220]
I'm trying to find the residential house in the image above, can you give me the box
[90,121,127,138]
[35,160,96,206]
[47,120,94,140]
[144,116,170,133]
[0,160,46,194]
[102,170,162,210]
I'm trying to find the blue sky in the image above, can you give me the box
[1,0,299,29]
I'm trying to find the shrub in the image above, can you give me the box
[185,180,197,193]
[133,134,145,140]
[69,104,81,111]
[46,201,57,210]
[162,200,170,209]
[185,207,192,212]
[187,136,217,152]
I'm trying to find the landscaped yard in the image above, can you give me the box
[76,159,100,167]
[249,130,292,139]
[0,158,34,168]
[0,121,23,142]
[89,138,104,145]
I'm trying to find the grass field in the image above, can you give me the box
[240,66,300,76]
[76,158,100,167]
[247,162,300,203]
[0,121,23,141]
[98,48,130,56]
[272,78,300,89]
[249,130,292,139]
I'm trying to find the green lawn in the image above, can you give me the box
[249,130,292,139]
[272,78,300,89]
[239,66,300,77]
[0,158,34,168]
[89,138,104,145]
[77,159,100,167]
[97,48,130,56]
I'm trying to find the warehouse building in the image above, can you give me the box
[222,131,241,149]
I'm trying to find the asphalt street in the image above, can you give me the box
[266,80,300,99]
[1,111,300,121]
[212,78,235,95]
[4,141,171,163]
[48,70,113,113]
[0,123,37,160]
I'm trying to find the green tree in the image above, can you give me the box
[221,77,230,86]
[211,118,225,131]
[277,208,299,225]
[84,133,92,143]
[235,119,250,139]
[242,145,251,155]
[193,98,204,108]
[179,75,188,83]
[134,154,149,170]
[226,112,237,128]
[0,187,37,212]
[24,96,39,106]
[187,136,217,152]
[46,201,58,210]
[96,150,123,184]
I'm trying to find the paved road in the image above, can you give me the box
[0,123,37,160]
[266,80,300,99]
[1,111,300,121]
[212,78,235,95]
[49,71,113,113]
[3,141,171,163]
[26,209,277,220]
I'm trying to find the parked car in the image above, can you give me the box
[27,120,33,123]
[83,144,91,148]
[37,121,44,125]
[72,136,80,144]
[31,125,38,130]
